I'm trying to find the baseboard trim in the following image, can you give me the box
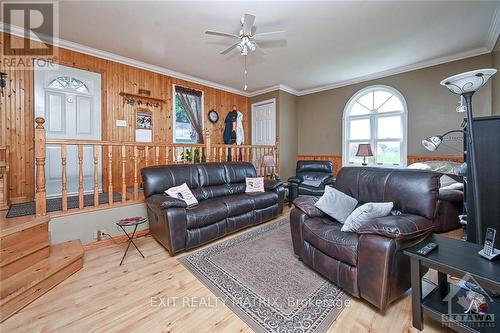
[83,228,150,251]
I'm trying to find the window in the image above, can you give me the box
[48,76,89,93]
[173,85,204,144]
[343,85,407,167]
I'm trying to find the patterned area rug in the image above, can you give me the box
[6,192,124,218]
[179,218,350,333]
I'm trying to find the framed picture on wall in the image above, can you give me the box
[136,108,153,142]
[136,110,152,129]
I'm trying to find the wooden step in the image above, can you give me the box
[0,240,84,322]
[0,216,50,278]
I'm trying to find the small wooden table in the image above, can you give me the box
[116,216,148,265]
[404,234,500,333]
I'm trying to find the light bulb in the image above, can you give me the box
[244,84,247,91]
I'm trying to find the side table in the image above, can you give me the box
[404,234,500,333]
[116,216,148,265]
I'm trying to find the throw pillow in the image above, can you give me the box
[314,186,358,223]
[341,202,394,232]
[165,183,198,207]
[440,174,458,187]
[245,177,265,193]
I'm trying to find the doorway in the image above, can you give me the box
[34,64,102,198]
[251,99,276,168]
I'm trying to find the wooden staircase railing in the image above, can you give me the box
[34,117,279,216]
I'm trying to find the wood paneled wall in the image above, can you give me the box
[1,33,249,203]
[297,154,464,176]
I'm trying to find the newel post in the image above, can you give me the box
[35,117,47,216]
[204,129,212,162]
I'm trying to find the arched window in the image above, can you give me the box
[343,85,407,167]
[48,76,89,93]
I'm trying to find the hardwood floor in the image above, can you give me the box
[0,209,451,333]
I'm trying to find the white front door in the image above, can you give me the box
[35,64,102,198]
[251,99,276,145]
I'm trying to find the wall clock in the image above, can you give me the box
[208,109,219,123]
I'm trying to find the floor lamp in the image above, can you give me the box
[440,68,496,243]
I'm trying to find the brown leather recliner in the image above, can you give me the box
[142,162,285,255]
[290,167,439,311]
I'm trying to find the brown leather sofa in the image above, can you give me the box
[290,167,440,311]
[142,162,285,255]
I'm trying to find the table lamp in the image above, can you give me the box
[261,153,277,179]
[355,144,373,166]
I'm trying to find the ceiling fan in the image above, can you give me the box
[205,14,286,56]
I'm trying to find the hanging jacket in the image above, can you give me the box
[236,111,244,145]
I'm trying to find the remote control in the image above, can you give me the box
[417,242,438,256]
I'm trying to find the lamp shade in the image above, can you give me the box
[422,136,442,151]
[355,144,373,157]
[261,153,276,168]
[440,68,497,95]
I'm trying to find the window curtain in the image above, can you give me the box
[175,86,204,144]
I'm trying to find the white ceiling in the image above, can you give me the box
[52,1,500,95]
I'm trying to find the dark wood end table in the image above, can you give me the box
[404,234,500,333]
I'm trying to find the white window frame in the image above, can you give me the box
[342,85,408,167]
[172,84,204,144]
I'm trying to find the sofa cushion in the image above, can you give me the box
[197,163,227,186]
[298,184,326,196]
[224,162,257,183]
[341,202,394,232]
[303,217,358,266]
[186,198,228,228]
[245,191,278,209]
[314,186,358,223]
[220,194,255,217]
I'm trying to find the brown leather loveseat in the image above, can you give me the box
[290,167,439,311]
[142,162,285,255]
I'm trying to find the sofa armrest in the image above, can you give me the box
[438,188,463,202]
[146,194,187,209]
[357,214,434,241]
[292,196,324,217]
[288,176,303,184]
[264,179,283,191]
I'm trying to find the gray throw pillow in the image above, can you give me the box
[314,186,358,223]
[341,202,394,232]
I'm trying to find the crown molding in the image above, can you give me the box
[296,46,492,96]
[487,1,500,51]
[2,21,497,99]
[247,84,299,97]
[0,23,250,97]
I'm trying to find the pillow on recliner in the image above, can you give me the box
[314,186,358,223]
[341,202,394,232]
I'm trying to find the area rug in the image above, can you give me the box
[179,218,350,333]
[6,192,124,218]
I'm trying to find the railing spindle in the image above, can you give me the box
[35,117,47,216]
[133,146,139,200]
[108,147,113,205]
[78,144,84,209]
[121,145,126,203]
[93,144,99,208]
[155,146,160,166]
[61,144,67,212]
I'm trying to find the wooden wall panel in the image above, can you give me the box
[1,33,250,203]
[297,154,464,176]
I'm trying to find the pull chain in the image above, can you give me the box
[244,55,248,91]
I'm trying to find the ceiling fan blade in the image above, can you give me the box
[242,14,255,35]
[220,43,238,55]
[205,30,239,38]
[257,40,287,48]
[254,30,286,38]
